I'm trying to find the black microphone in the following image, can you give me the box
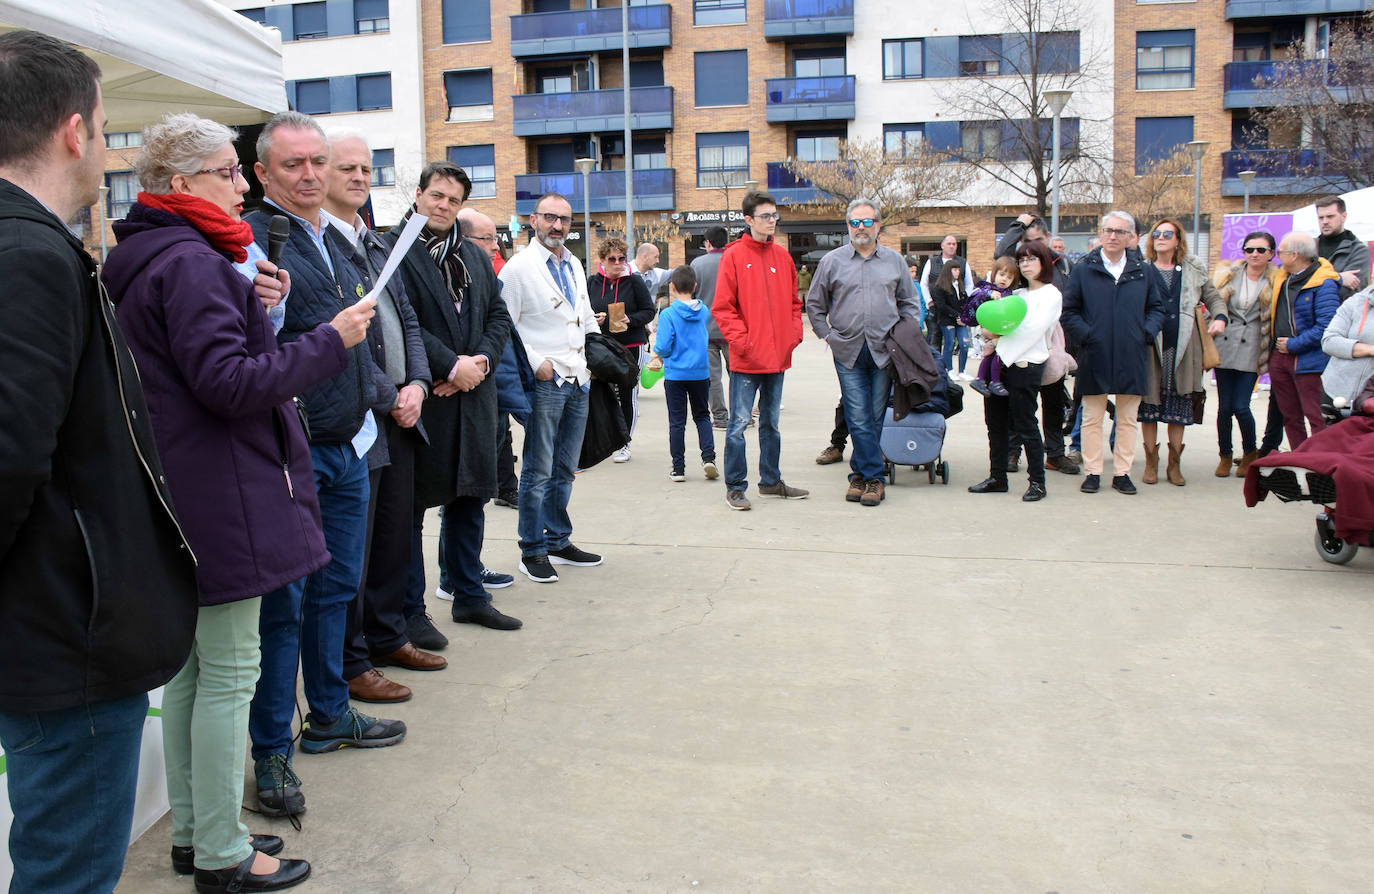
[267,215,290,268]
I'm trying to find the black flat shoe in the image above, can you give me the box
[967,477,1009,494]
[173,835,284,875]
[1022,482,1047,502]
[194,854,310,894]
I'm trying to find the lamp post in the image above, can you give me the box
[97,185,109,262]
[621,0,634,245]
[574,157,595,263]
[1187,139,1210,257]
[1044,88,1072,239]
[1238,169,1257,214]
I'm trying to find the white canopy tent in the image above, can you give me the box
[1290,185,1374,242]
[0,0,287,131]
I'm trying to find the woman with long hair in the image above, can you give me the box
[931,260,971,378]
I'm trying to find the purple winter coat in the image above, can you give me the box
[103,205,346,605]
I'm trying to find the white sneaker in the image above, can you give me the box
[435,586,454,602]
[612,446,632,463]
[702,461,719,480]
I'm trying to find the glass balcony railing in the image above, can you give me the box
[511,86,674,136]
[510,5,671,57]
[764,76,856,122]
[763,0,854,39]
[514,169,676,214]
[765,161,824,205]
[1221,148,1327,178]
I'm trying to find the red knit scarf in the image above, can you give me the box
[137,191,253,262]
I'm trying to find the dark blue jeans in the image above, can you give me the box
[834,343,891,480]
[1215,368,1259,455]
[0,693,147,894]
[250,442,368,757]
[436,497,492,609]
[665,377,715,471]
[725,370,785,491]
[518,379,589,557]
[940,324,969,374]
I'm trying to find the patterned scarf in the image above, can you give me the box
[407,205,469,311]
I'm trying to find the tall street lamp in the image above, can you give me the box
[1044,88,1072,239]
[1187,139,1210,258]
[574,157,595,263]
[621,0,634,245]
[1238,169,1257,214]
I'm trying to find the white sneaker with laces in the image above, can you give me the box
[612,446,632,463]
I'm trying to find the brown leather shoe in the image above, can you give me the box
[375,642,447,672]
[348,668,411,704]
[845,473,864,502]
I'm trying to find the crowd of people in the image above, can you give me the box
[4,27,1374,894]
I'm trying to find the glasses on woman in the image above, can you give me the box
[603,255,626,263]
[1016,256,1037,264]
[1243,246,1272,255]
[1151,229,1176,240]
[197,163,243,181]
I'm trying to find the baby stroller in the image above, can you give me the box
[1244,400,1374,565]
[881,372,963,486]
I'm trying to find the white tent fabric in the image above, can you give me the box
[0,0,286,131]
[1290,185,1374,243]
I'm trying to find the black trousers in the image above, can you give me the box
[1010,376,1070,459]
[344,415,414,679]
[1260,389,1285,453]
[985,361,1046,485]
[497,413,518,493]
[829,400,848,448]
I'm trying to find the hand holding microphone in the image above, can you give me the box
[253,216,293,309]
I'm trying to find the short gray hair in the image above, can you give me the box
[257,111,325,166]
[324,128,370,153]
[134,113,237,194]
[1281,231,1318,260]
[1102,210,1136,233]
[846,197,881,219]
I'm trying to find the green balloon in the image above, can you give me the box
[640,365,664,389]
[975,294,1028,336]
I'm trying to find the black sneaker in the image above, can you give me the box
[493,490,519,508]
[1080,474,1101,493]
[548,543,603,566]
[254,754,305,817]
[1112,474,1138,495]
[452,602,523,630]
[520,555,558,583]
[968,477,1009,494]
[405,612,449,651]
[1022,481,1047,502]
[480,566,515,589]
[300,707,405,754]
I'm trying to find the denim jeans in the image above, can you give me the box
[665,378,715,470]
[834,343,891,481]
[250,442,368,757]
[518,379,588,557]
[436,497,492,609]
[725,371,785,491]
[1214,368,1259,455]
[940,324,969,374]
[0,693,148,894]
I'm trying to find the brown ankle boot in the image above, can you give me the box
[1142,442,1159,484]
[1236,450,1259,477]
[1166,443,1186,486]
[1215,453,1233,477]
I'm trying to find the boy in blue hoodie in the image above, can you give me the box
[654,265,718,481]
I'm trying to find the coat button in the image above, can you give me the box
[131,409,138,419]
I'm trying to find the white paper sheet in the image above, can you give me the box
[361,212,428,306]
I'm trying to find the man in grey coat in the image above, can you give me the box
[692,225,731,428]
[1315,195,1370,300]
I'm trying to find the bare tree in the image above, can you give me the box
[1250,12,1374,193]
[1107,147,1197,233]
[781,138,971,224]
[934,0,1110,215]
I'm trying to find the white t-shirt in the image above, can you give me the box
[996,284,1062,366]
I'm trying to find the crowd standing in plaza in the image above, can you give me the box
[4,26,1374,894]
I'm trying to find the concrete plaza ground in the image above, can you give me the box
[118,331,1374,893]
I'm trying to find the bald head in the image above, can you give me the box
[458,207,500,260]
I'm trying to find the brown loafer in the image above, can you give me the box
[347,668,411,704]
[375,642,447,672]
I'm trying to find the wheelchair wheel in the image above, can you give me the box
[1314,525,1359,565]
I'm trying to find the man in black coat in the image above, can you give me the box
[389,162,520,631]
[0,31,198,891]
[1062,210,1166,495]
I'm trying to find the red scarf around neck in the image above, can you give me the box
[138,191,253,262]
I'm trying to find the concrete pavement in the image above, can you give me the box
[117,331,1374,893]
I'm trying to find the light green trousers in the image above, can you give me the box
[161,597,262,870]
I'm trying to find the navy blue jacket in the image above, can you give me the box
[1062,248,1166,395]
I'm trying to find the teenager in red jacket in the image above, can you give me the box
[712,190,809,510]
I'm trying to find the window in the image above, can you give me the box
[883,39,923,79]
[883,123,924,158]
[444,69,494,121]
[1137,30,1195,89]
[355,0,388,33]
[960,122,1002,158]
[538,69,573,94]
[356,73,392,111]
[105,131,142,149]
[795,131,843,162]
[634,137,668,170]
[696,132,749,188]
[370,149,396,187]
[1233,31,1269,62]
[1038,32,1080,74]
[294,79,331,115]
[1135,116,1193,174]
[959,35,1002,75]
[793,49,845,78]
[105,171,137,220]
[441,0,491,44]
[695,51,748,106]
[292,2,328,39]
[629,59,665,87]
[239,7,266,25]
[448,144,496,199]
[694,0,745,26]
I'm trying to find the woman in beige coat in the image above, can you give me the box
[1211,231,1281,477]
[1139,218,1229,486]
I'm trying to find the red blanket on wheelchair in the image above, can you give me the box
[1244,416,1374,541]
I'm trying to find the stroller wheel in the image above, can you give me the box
[939,461,950,485]
[1314,513,1359,565]
[927,465,936,484]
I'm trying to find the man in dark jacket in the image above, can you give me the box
[1316,195,1370,299]
[0,31,198,892]
[390,162,521,630]
[1062,210,1166,495]
[245,112,405,818]
[693,225,732,429]
[996,212,1069,288]
[1272,232,1342,448]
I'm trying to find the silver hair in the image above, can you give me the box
[846,197,881,219]
[324,128,370,153]
[1281,231,1318,260]
[1102,209,1136,232]
[134,113,237,194]
[256,111,325,166]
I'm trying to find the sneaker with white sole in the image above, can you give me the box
[548,543,603,566]
[520,555,558,583]
[612,446,631,463]
[434,586,454,602]
[702,460,719,480]
[725,489,751,511]
[758,480,809,499]
[481,566,514,589]
[669,468,686,482]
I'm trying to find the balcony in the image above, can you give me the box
[763,0,853,40]
[764,76,855,123]
[513,169,676,215]
[1226,0,1367,19]
[512,87,673,137]
[766,162,824,205]
[1223,59,1353,108]
[509,5,671,58]
[1220,149,1356,196]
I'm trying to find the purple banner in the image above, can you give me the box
[1221,213,1293,263]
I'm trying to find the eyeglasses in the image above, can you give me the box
[603,255,626,262]
[1151,229,1176,240]
[537,212,573,226]
[1016,256,1038,264]
[847,217,877,228]
[1243,246,1271,255]
[1101,226,1132,237]
[470,234,497,243]
[751,212,781,221]
[197,163,243,181]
